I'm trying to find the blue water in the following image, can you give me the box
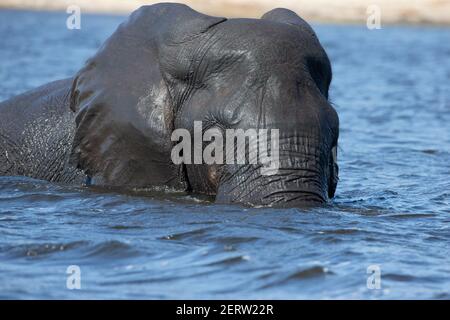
[0,9,449,299]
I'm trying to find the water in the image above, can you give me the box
[0,9,449,299]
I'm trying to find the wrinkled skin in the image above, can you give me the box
[0,4,339,207]
[0,79,85,183]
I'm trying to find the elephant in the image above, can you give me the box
[0,3,339,207]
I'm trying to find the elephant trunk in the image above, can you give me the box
[216,136,331,207]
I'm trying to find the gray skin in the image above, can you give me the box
[0,3,339,207]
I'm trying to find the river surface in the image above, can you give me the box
[0,9,449,299]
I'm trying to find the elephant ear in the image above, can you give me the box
[69,4,226,188]
[261,8,317,38]
[261,8,332,97]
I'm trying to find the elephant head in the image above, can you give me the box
[69,3,339,207]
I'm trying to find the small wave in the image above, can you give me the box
[0,193,66,202]
[83,240,140,259]
[160,227,213,241]
[108,225,144,230]
[433,292,450,299]
[205,255,251,267]
[383,273,416,282]
[0,215,19,222]
[425,235,447,242]
[311,235,343,244]
[431,193,450,201]
[259,266,333,289]
[214,236,261,245]
[276,226,302,234]
[0,241,88,258]
[385,213,437,219]
[420,149,439,155]
[286,266,333,280]
[320,228,361,235]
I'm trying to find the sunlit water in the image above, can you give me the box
[0,10,449,299]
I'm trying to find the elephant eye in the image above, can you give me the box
[204,113,229,131]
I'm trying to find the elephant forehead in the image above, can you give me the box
[182,19,330,83]
[209,19,324,59]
